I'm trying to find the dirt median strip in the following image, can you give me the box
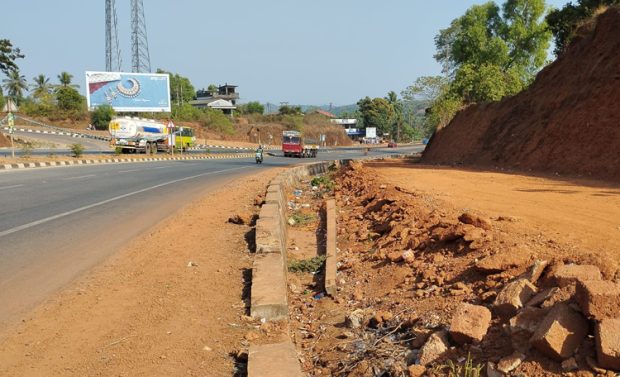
[0,168,283,377]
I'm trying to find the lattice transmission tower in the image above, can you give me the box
[130,0,151,73]
[105,0,122,71]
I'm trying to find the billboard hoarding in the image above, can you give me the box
[365,127,377,139]
[85,71,171,112]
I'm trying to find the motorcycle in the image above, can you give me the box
[255,151,263,164]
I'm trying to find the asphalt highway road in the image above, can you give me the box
[0,145,423,328]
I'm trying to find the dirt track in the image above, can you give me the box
[366,161,620,276]
[0,169,280,377]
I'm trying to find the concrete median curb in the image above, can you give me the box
[248,153,415,376]
[0,153,255,172]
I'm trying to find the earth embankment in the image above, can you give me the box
[422,7,620,182]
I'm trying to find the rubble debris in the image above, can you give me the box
[595,318,620,371]
[494,278,538,317]
[576,279,620,320]
[552,264,602,288]
[497,351,526,374]
[418,330,450,365]
[476,249,534,274]
[449,303,491,344]
[458,212,492,230]
[228,212,254,225]
[530,304,589,360]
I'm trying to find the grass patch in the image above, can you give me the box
[438,354,483,377]
[290,212,317,226]
[288,255,326,273]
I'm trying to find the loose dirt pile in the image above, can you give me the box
[287,162,620,376]
[422,7,620,182]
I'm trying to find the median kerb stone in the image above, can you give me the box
[530,303,589,360]
[494,278,538,317]
[552,264,602,288]
[325,199,338,296]
[596,318,620,371]
[449,303,492,344]
[248,341,303,377]
[576,279,620,320]
[255,216,283,255]
[250,253,288,321]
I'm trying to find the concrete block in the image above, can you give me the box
[248,341,303,377]
[255,217,283,254]
[576,279,620,320]
[596,318,620,371]
[251,253,288,321]
[494,278,538,317]
[552,264,602,287]
[449,303,492,344]
[325,199,337,296]
[530,304,589,360]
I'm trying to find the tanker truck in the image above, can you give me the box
[108,117,195,153]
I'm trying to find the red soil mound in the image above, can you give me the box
[422,7,620,181]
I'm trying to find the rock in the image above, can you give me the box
[387,251,404,263]
[477,250,534,274]
[254,195,264,206]
[402,249,416,264]
[552,264,602,288]
[229,212,253,225]
[418,330,450,365]
[371,310,394,327]
[596,318,620,371]
[449,303,492,344]
[494,278,538,317]
[530,304,589,360]
[526,287,558,307]
[576,279,620,320]
[407,364,426,377]
[288,217,296,226]
[463,227,485,243]
[410,328,432,348]
[345,309,365,329]
[458,212,492,230]
[497,352,526,374]
[510,307,548,334]
[510,307,549,353]
[486,362,503,377]
[561,357,578,372]
[524,260,549,284]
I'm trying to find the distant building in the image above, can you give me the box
[331,118,362,141]
[190,84,239,115]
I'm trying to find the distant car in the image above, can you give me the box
[387,141,397,148]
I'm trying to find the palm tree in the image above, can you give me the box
[31,74,53,98]
[2,69,28,106]
[57,71,79,89]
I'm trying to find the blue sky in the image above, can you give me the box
[3,0,570,106]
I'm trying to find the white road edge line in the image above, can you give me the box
[0,166,251,238]
[62,174,96,180]
[0,184,24,191]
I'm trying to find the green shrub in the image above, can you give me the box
[70,143,84,157]
[289,212,317,226]
[90,104,115,130]
[201,109,234,135]
[288,255,326,273]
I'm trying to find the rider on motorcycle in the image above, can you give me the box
[255,145,264,162]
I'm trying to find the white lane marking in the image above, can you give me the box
[62,174,96,181]
[0,166,251,238]
[0,184,24,190]
[119,169,141,173]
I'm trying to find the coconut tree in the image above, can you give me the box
[31,74,53,98]
[2,69,28,106]
[57,71,79,89]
